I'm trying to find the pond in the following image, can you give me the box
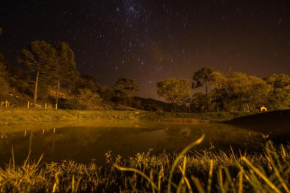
[0,121,266,166]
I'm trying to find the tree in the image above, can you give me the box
[246,76,270,110]
[0,59,9,96]
[114,78,139,106]
[156,78,191,112]
[265,74,290,109]
[222,72,270,112]
[0,54,31,94]
[45,42,77,108]
[0,28,9,96]
[79,75,98,92]
[18,40,57,106]
[78,88,102,108]
[98,85,114,103]
[210,71,227,111]
[190,92,211,113]
[192,67,215,94]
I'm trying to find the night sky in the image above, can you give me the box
[0,0,290,99]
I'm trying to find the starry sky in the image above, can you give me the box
[0,0,290,99]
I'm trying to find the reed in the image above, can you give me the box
[0,139,289,192]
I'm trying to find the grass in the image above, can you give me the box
[0,137,289,192]
[0,108,255,125]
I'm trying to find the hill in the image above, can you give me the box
[133,97,172,111]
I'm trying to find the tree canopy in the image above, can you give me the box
[114,78,139,106]
[265,74,290,109]
[45,42,78,107]
[0,57,9,96]
[18,40,57,106]
[157,78,191,111]
[0,29,9,95]
[114,78,139,94]
[192,67,215,94]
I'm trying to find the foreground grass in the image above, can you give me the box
[0,108,255,125]
[0,137,289,192]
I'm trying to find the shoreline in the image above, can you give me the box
[0,108,256,126]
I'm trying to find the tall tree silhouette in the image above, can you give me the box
[192,67,215,95]
[46,42,77,108]
[18,40,57,107]
[114,78,139,106]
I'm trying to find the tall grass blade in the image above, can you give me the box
[23,151,31,167]
[11,145,15,171]
[150,170,155,193]
[35,154,44,167]
[167,134,205,193]
[224,167,236,193]
[217,167,226,193]
[178,164,193,193]
[207,160,214,193]
[158,166,164,193]
[241,156,282,193]
[265,144,290,192]
[238,170,243,193]
[72,175,75,193]
[114,164,158,191]
[191,176,206,193]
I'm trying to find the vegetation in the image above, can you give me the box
[0,31,289,114]
[0,136,289,192]
[265,74,290,109]
[0,108,254,125]
[190,68,289,112]
[192,67,215,95]
[46,42,77,108]
[18,41,57,107]
[114,78,139,106]
[156,78,191,112]
[0,55,9,96]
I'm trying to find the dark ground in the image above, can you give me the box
[225,110,290,142]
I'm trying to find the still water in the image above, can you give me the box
[0,121,265,166]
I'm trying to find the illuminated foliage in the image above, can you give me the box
[265,74,290,109]
[156,78,191,111]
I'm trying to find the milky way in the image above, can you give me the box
[0,0,290,99]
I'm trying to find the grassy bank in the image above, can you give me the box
[0,138,289,192]
[0,108,255,125]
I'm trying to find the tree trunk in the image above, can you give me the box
[169,98,175,113]
[124,93,127,106]
[56,79,61,108]
[124,91,128,106]
[33,69,39,107]
[129,96,132,107]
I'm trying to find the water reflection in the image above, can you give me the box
[0,122,266,166]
